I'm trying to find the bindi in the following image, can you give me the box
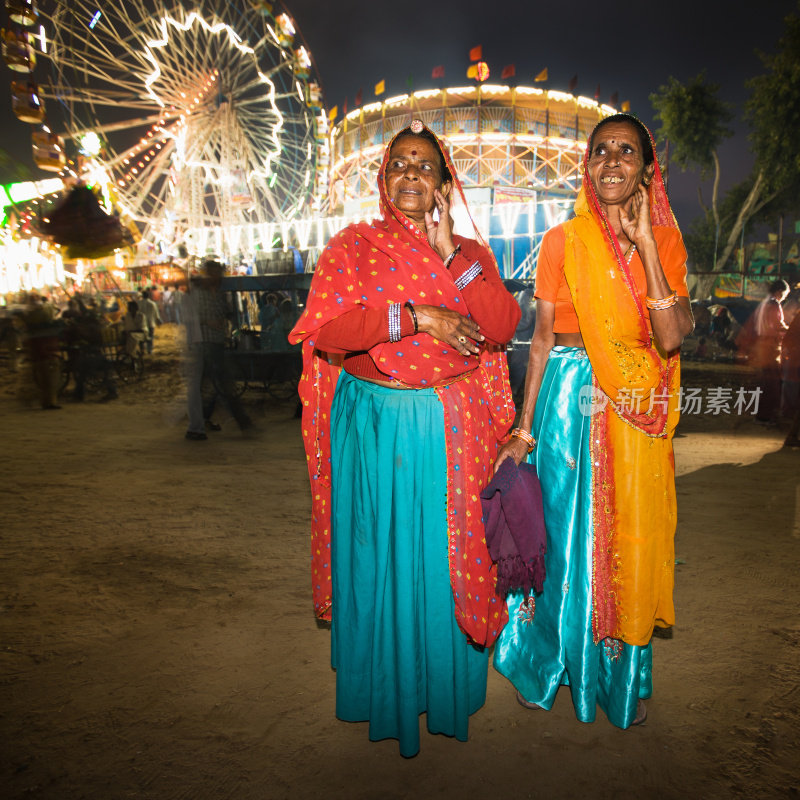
[410,150,417,155]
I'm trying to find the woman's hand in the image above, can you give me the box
[424,188,457,262]
[493,437,530,473]
[414,303,484,356]
[619,183,655,248]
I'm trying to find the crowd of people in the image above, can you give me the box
[0,283,174,409]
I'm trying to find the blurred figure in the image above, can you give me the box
[0,306,24,372]
[781,310,800,442]
[183,261,252,441]
[738,280,790,424]
[257,293,283,351]
[162,285,175,323]
[140,289,161,354]
[122,300,147,357]
[70,297,118,403]
[23,292,62,409]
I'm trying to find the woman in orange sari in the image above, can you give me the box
[493,114,694,728]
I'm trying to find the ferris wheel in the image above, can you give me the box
[35,0,325,258]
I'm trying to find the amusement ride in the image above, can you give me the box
[1,0,619,292]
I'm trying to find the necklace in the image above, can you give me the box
[624,243,637,264]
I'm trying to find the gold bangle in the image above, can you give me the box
[645,290,678,311]
[510,427,536,453]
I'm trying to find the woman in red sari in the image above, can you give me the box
[289,121,519,756]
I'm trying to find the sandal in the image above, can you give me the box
[515,690,543,710]
[630,700,647,727]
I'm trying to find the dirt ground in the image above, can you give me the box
[1,326,798,800]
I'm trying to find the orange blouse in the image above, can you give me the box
[534,224,689,333]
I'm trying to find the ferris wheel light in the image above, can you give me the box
[89,10,102,30]
[80,132,103,156]
[38,25,46,53]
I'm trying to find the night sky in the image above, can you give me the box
[1,0,797,229]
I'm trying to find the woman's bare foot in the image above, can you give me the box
[630,699,647,726]
[515,690,543,710]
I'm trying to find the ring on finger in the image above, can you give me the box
[457,335,467,344]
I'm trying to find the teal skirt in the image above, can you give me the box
[493,347,652,729]
[330,372,488,757]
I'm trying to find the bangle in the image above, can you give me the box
[443,243,461,268]
[388,302,402,342]
[646,290,678,311]
[404,302,418,335]
[510,427,536,453]
[454,260,483,291]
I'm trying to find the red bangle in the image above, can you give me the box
[510,428,536,453]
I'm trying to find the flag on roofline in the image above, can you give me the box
[568,75,578,93]
[466,64,478,79]
[534,68,548,82]
[328,105,337,121]
[432,65,445,79]
[375,79,385,96]
[469,44,482,61]
[501,64,516,79]
[343,97,348,115]
[355,88,362,106]
[610,91,619,106]
[594,84,601,100]
[621,100,631,112]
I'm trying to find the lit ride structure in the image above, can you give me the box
[35,0,326,260]
[329,85,615,280]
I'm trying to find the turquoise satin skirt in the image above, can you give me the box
[330,373,488,757]
[493,347,652,729]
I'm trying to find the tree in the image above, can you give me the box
[650,72,733,254]
[649,4,800,293]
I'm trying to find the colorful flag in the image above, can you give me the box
[374,79,385,96]
[343,97,348,115]
[467,64,478,79]
[568,75,578,93]
[406,75,414,91]
[534,68,548,82]
[621,100,631,112]
[469,45,482,61]
[501,64,516,79]
[431,65,445,79]
[355,88,362,106]
[328,105,337,121]
[609,91,619,106]
[594,84,601,100]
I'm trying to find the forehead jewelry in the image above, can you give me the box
[411,150,417,155]
[410,118,424,134]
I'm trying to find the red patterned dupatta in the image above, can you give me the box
[563,116,682,644]
[289,123,514,646]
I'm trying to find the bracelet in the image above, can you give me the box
[454,260,483,291]
[404,302,418,335]
[510,427,536,453]
[443,243,461,268]
[388,302,402,342]
[645,290,678,311]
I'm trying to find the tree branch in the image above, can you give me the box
[716,170,764,269]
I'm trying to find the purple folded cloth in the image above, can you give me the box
[481,458,547,596]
